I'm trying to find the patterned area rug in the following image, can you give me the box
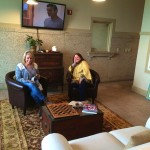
[0,93,132,150]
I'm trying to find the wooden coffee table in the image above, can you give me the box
[42,104,103,140]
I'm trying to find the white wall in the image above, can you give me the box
[0,0,145,32]
[0,0,21,24]
[0,0,146,90]
[133,0,150,96]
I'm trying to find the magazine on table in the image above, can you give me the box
[82,104,98,114]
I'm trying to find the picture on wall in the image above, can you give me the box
[147,56,150,71]
[145,40,150,73]
[146,84,150,100]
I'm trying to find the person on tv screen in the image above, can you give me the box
[44,3,63,29]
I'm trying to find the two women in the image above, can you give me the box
[16,51,91,105]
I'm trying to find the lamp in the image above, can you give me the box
[92,0,106,2]
[26,0,38,5]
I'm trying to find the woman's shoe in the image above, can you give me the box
[40,101,45,106]
[44,97,52,104]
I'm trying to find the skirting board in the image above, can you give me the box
[132,85,146,97]
[0,83,7,90]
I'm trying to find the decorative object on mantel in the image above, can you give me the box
[92,0,106,2]
[36,39,43,51]
[26,0,38,5]
[52,46,57,52]
[25,35,43,53]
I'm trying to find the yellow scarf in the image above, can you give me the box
[68,60,92,81]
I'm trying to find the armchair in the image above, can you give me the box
[66,69,100,104]
[5,71,48,115]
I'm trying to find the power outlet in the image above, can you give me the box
[116,48,120,53]
[124,48,128,53]
[124,48,132,53]
[128,48,132,52]
[67,9,72,15]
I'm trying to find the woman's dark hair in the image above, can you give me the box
[73,53,84,62]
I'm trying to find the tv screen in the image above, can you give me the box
[22,0,66,30]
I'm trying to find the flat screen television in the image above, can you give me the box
[22,0,66,30]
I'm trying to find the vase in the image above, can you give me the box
[30,46,36,53]
[36,45,42,52]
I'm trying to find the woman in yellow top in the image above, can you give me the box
[67,53,92,101]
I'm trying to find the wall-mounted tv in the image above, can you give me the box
[22,0,66,30]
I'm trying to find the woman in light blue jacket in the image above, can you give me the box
[15,50,45,105]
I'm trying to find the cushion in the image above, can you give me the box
[125,130,150,149]
[41,133,73,150]
[69,132,124,150]
[110,126,148,145]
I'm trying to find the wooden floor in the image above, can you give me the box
[1,80,150,126]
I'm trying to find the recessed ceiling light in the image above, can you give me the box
[92,0,106,2]
[26,0,38,5]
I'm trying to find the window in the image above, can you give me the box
[91,17,115,52]
[88,17,116,58]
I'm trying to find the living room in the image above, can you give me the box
[0,0,149,93]
[1,0,150,149]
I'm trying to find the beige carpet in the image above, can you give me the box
[98,81,150,126]
[0,94,132,150]
[0,100,44,150]
[0,100,28,150]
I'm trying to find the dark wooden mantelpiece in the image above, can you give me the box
[34,52,64,91]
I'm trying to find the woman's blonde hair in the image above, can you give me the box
[22,50,35,64]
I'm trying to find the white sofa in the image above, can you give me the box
[41,117,150,150]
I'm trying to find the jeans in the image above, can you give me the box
[22,81,45,104]
[71,80,88,101]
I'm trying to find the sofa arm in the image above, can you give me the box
[6,78,24,90]
[41,133,73,150]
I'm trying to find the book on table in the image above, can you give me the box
[82,104,98,114]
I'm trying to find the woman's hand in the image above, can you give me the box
[35,74,40,79]
[79,77,84,84]
[71,62,76,67]
[71,80,79,84]
[26,80,34,83]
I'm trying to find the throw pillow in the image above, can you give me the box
[124,130,150,149]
